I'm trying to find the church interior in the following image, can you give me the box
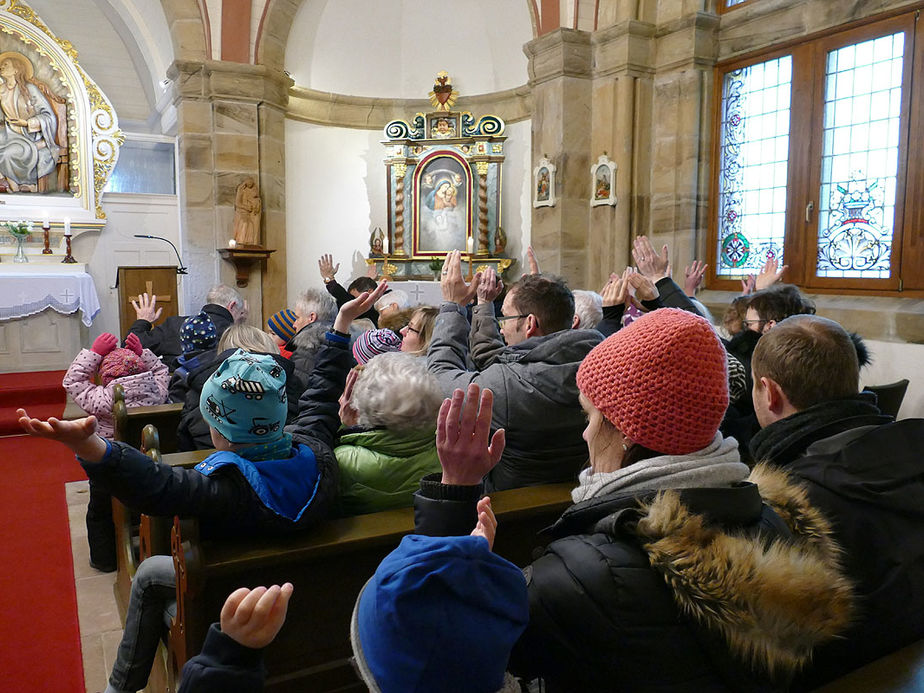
[0,0,922,691]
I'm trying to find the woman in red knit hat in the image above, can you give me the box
[415,308,854,692]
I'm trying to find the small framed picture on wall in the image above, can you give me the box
[533,155,556,208]
[591,154,617,207]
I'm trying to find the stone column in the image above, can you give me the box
[169,59,293,324]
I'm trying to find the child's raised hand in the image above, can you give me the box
[91,333,118,356]
[220,583,294,650]
[471,496,498,551]
[17,408,107,461]
[124,332,143,356]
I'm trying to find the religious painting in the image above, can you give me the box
[591,154,617,207]
[428,114,458,139]
[0,43,70,195]
[413,151,472,255]
[533,156,556,208]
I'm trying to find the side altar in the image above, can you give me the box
[368,73,513,280]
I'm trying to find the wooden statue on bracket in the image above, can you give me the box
[232,177,263,247]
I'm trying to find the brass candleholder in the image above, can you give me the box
[42,222,52,254]
[62,235,77,263]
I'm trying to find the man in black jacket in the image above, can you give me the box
[128,284,244,370]
[750,314,924,688]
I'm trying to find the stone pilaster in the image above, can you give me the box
[169,60,293,324]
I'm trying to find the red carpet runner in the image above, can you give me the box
[0,434,87,692]
[0,369,67,436]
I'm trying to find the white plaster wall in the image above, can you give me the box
[860,339,924,420]
[285,118,533,305]
[285,0,533,97]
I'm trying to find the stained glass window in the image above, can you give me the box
[816,33,904,278]
[716,56,792,276]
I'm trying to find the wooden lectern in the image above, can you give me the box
[117,266,181,336]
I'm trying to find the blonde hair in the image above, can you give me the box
[218,323,278,354]
[351,352,443,432]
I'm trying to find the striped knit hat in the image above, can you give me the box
[576,308,729,455]
[180,311,218,354]
[267,309,298,342]
[352,328,402,365]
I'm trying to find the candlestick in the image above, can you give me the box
[42,220,52,254]
[63,218,72,236]
[62,233,77,263]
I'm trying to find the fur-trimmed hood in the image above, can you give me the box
[634,463,854,678]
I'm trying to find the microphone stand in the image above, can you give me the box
[133,234,188,274]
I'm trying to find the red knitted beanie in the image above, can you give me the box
[576,308,729,455]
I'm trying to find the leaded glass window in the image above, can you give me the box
[716,56,792,276]
[816,33,904,278]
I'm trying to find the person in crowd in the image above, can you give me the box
[571,289,603,330]
[175,324,307,451]
[319,253,380,325]
[415,309,854,692]
[352,328,402,365]
[377,305,415,335]
[286,287,337,379]
[17,286,386,693]
[128,284,244,370]
[266,308,298,358]
[62,331,170,572]
[374,288,409,323]
[399,305,438,356]
[168,311,219,404]
[683,259,708,297]
[334,353,443,515]
[428,251,602,491]
[749,314,924,688]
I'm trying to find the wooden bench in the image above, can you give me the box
[166,482,574,692]
[112,383,183,454]
[816,639,924,692]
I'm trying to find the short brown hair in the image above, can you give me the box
[752,315,859,410]
[510,274,574,335]
[747,284,815,323]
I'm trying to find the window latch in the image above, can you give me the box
[805,200,814,222]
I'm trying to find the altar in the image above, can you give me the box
[0,265,100,372]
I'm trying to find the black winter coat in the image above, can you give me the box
[128,304,235,371]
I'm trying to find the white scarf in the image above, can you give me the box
[571,433,748,504]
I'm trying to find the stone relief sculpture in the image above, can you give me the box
[232,177,262,247]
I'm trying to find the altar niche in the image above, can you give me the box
[377,73,512,281]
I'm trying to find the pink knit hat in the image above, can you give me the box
[99,348,145,386]
[576,308,728,455]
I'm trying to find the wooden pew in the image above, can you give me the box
[112,383,183,454]
[167,482,574,692]
[816,639,924,692]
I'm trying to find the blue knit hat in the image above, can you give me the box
[199,350,287,444]
[180,311,218,354]
[352,328,402,365]
[350,534,529,693]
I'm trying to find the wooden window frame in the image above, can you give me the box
[707,7,924,295]
[717,0,760,15]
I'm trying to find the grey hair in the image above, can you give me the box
[217,323,278,354]
[207,284,243,312]
[295,287,337,325]
[352,352,443,433]
[374,289,409,312]
[573,290,603,330]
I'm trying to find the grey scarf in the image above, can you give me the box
[572,433,748,504]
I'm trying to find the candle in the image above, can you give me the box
[42,211,49,228]
[466,236,474,254]
[63,218,72,236]
[228,238,237,248]
[382,233,388,255]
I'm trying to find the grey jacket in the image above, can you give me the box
[427,302,602,491]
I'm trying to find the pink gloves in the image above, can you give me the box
[124,333,143,357]
[91,333,118,356]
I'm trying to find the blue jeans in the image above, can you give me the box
[108,555,177,692]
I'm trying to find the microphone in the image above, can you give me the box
[134,234,188,274]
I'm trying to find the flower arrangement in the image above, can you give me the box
[428,258,444,272]
[4,220,34,238]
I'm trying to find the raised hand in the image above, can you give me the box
[627,269,659,302]
[318,254,340,281]
[17,408,107,461]
[526,245,541,275]
[476,267,504,305]
[440,249,481,306]
[740,273,756,295]
[131,293,162,323]
[436,384,505,486]
[91,333,118,356]
[220,583,294,650]
[755,256,788,291]
[124,332,143,357]
[333,281,388,333]
[600,272,628,308]
[632,236,671,282]
[471,496,497,551]
[683,260,708,297]
[338,367,361,427]
[366,263,378,279]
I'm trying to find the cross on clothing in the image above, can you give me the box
[134,281,171,304]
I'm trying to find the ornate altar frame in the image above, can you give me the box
[375,75,513,280]
[0,1,122,233]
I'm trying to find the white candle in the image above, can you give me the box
[466,236,474,254]
[382,233,388,254]
[228,238,237,248]
[63,218,72,236]
[42,211,50,228]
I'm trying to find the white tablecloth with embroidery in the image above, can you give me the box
[0,271,101,326]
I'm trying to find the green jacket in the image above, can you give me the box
[335,427,440,516]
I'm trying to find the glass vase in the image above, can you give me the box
[13,235,28,263]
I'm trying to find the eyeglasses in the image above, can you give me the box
[496,314,529,324]
[405,323,421,335]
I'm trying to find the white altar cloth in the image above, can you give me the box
[0,269,101,326]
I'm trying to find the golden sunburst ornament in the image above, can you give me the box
[428,71,458,111]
